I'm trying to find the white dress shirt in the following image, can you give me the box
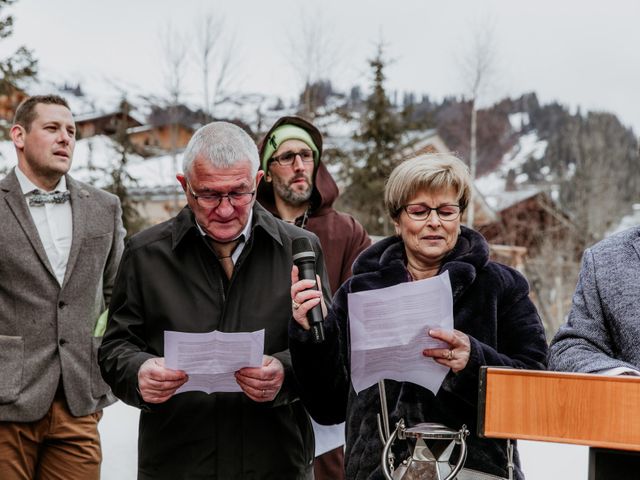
[15,166,73,285]
[196,209,254,265]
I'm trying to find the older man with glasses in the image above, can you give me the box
[99,121,331,480]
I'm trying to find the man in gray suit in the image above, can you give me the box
[0,95,125,479]
[549,225,640,374]
[549,225,640,478]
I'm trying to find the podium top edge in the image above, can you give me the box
[483,367,640,383]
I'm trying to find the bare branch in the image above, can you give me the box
[158,22,189,106]
[457,17,499,103]
[454,17,500,227]
[283,5,343,116]
[192,11,240,117]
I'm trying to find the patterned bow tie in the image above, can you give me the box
[28,190,71,207]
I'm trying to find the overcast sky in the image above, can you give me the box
[3,0,640,134]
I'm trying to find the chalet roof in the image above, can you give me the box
[74,110,144,126]
[470,186,499,224]
[483,187,543,212]
[127,125,153,134]
[400,129,450,158]
[146,119,200,130]
[125,123,196,135]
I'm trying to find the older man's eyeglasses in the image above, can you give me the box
[186,179,255,208]
[403,203,461,222]
[270,149,314,167]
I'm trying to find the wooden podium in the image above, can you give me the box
[478,367,640,480]
[478,368,640,479]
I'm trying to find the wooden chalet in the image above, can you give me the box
[127,123,195,156]
[477,188,576,257]
[75,110,143,139]
[477,187,581,334]
[0,85,28,122]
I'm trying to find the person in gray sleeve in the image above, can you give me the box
[549,226,640,375]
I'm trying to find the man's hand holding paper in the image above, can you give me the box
[235,355,285,402]
[138,357,189,404]
[164,329,265,396]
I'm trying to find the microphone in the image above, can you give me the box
[292,237,325,343]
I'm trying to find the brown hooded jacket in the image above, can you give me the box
[258,116,371,294]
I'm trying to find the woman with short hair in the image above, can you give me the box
[289,153,548,479]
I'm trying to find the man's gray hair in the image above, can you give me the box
[182,122,259,177]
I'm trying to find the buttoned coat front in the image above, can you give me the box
[0,168,125,421]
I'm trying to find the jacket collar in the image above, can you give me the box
[1,168,92,287]
[62,175,93,287]
[352,226,490,302]
[1,170,50,274]
[171,202,285,250]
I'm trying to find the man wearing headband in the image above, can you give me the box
[258,116,371,480]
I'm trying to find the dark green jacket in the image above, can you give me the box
[99,203,329,479]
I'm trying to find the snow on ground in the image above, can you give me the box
[509,112,530,132]
[100,402,138,480]
[99,401,588,480]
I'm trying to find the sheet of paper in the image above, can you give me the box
[311,420,345,456]
[347,271,453,394]
[164,329,264,394]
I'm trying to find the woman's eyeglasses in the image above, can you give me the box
[403,203,461,221]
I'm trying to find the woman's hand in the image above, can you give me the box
[290,265,326,329]
[423,328,471,373]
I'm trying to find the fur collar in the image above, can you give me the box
[352,226,490,302]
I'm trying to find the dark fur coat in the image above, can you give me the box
[290,227,548,479]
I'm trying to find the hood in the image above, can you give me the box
[257,116,339,216]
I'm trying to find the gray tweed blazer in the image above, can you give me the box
[549,226,640,372]
[0,169,125,421]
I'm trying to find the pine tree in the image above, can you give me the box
[339,43,403,236]
[102,100,146,237]
[0,0,37,144]
[0,0,37,96]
